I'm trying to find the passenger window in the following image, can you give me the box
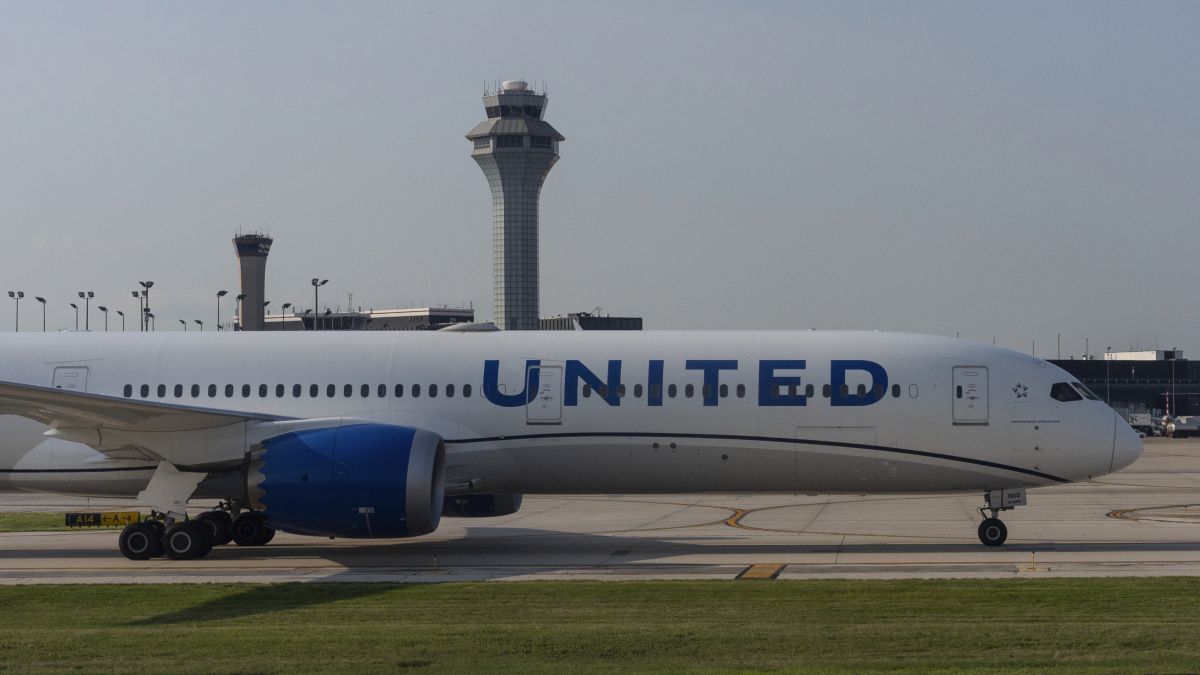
[343,384,353,398]
[242,384,251,398]
[429,384,438,398]
[685,384,694,398]
[736,384,746,398]
[258,384,268,398]
[582,384,592,398]
[909,384,918,398]
[634,384,644,398]
[361,384,370,398]
[873,384,884,397]
[839,384,849,397]
[823,384,831,398]
[208,384,217,398]
[377,384,386,398]
[225,384,234,398]
[598,385,609,398]
[891,384,901,398]
[1051,382,1083,402]
[618,384,626,398]
[956,385,963,399]
[703,384,712,399]
[293,384,302,398]
[446,384,455,398]
[275,384,285,398]
[806,384,814,398]
[395,384,404,398]
[650,384,662,399]
[191,384,200,398]
[173,384,183,398]
[719,384,728,398]
[668,384,677,398]
[140,384,149,398]
[156,384,166,398]
[412,384,421,398]
[310,384,319,398]
[123,384,132,398]
[857,384,867,396]
[326,384,335,397]
[463,384,472,398]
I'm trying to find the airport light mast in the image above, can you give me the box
[467,80,564,330]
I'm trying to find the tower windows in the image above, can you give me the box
[495,135,524,148]
[530,135,552,149]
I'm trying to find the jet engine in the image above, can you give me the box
[244,423,445,538]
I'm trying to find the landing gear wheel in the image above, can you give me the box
[231,512,273,546]
[195,511,233,546]
[163,521,213,560]
[119,522,162,560]
[978,518,1008,547]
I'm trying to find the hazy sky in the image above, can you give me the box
[1,1,1197,357]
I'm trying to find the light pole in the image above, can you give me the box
[179,319,187,332]
[303,308,313,331]
[194,319,204,331]
[98,306,109,332]
[77,291,94,331]
[69,303,78,330]
[281,303,292,330]
[263,301,271,327]
[147,313,155,331]
[1105,346,1111,403]
[116,310,125,331]
[235,294,246,331]
[7,291,23,332]
[312,278,328,331]
[35,297,46,332]
[139,281,154,332]
[216,290,228,331]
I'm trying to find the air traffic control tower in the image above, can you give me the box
[467,80,564,330]
[232,233,273,331]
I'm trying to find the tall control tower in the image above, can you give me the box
[232,233,273,331]
[466,80,564,330]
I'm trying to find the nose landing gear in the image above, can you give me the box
[977,488,1026,547]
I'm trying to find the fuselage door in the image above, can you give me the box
[526,364,562,425]
[52,366,89,392]
[952,366,988,425]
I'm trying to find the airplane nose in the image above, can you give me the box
[1110,412,1143,473]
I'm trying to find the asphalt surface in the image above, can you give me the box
[2,438,1197,583]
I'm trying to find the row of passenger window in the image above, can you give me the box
[122,382,916,402]
[123,383,473,400]
[579,382,914,399]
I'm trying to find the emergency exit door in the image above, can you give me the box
[952,366,988,425]
[52,366,89,392]
[526,365,562,425]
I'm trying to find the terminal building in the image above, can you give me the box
[261,307,476,331]
[1051,350,1200,416]
[540,311,643,331]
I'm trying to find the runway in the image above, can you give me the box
[2,438,1198,583]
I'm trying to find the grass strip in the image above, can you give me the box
[0,511,81,532]
[0,579,1198,673]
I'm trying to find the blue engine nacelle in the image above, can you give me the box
[248,423,445,538]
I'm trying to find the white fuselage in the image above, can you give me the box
[0,331,1141,498]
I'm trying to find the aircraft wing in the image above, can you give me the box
[0,379,295,467]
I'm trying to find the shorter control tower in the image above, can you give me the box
[466,80,564,330]
[232,233,273,331]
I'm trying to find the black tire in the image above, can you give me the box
[261,527,276,545]
[164,521,212,560]
[119,522,160,561]
[195,511,233,546]
[978,517,1008,547]
[231,511,272,546]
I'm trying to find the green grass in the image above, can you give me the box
[0,511,78,532]
[0,580,1199,673]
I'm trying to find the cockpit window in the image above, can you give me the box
[1071,382,1101,401]
[1051,382,1082,402]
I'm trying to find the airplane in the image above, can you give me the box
[0,330,1142,560]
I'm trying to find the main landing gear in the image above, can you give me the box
[118,504,276,561]
[977,488,1026,547]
